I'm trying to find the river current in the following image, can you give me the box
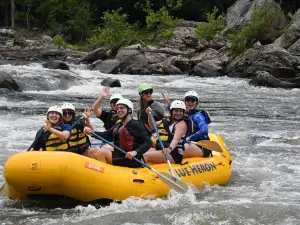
[0,62,300,225]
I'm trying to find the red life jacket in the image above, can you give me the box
[113,123,134,152]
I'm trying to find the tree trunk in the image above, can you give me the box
[11,0,15,27]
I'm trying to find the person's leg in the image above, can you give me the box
[143,151,174,164]
[183,143,204,158]
[101,144,114,151]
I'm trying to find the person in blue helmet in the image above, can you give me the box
[184,91,212,157]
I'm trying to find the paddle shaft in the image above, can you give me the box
[149,113,178,178]
[90,131,188,193]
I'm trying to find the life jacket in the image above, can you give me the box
[44,124,69,151]
[68,124,90,150]
[157,117,188,147]
[113,122,135,152]
[187,109,211,135]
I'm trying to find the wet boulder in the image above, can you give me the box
[249,70,300,88]
[101,78,121,87]
[42,60,70,70]
[0,72,21,92]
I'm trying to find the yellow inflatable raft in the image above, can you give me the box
[3,133,232,202]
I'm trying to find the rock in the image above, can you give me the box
[101,78,121,87]
[80,47,107,63]
[93,59,120,74]
[226,44,300,79]
[123,65,151,75]
[223,0,287,43]
[274,9,300,49]
[193,59,223,77]
[42,60,70,70]
[249,70,300,88]
[0,72,21,92]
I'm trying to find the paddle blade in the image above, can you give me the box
[192,140,223,152]
[0,182,6,197]
[157,171,189,193]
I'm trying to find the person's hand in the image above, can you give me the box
[125,151,137,160]
[84,127,92,135]
[102,87,110,98]
[146,107,152,114]
[162,148,171,154]
[43,119,52,131]
[83,107,91,120]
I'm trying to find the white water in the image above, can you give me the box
[1,63,300,224]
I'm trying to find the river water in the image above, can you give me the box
[0,62,300,225]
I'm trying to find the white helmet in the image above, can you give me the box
[110,93,123,102]
[116,99,134,113]
[170,100,186,110]
[61,103,75,112]
[47,105,63,116]
[184,91,199,101]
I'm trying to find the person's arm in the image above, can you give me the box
[92,87,109,117]
[83,107,94,130]
[43,120,71,141]
[131,122,152,156]
[84,125,114,141]
[161,93,171,110]
[151,102,168,120]
[187,113,208,141]
[32,129,44,150]
[168,121,187,150]
[146,107,161,130]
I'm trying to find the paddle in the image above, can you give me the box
[186,140,223,153]
[0,116,86,197]
[90,131,188,194]
[149,113,179,178]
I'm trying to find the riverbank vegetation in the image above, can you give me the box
[1,0,299,55]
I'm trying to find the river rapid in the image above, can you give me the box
[0,62,300,225]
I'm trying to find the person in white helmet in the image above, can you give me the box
[92,87,123,131]
[143,100,188,164]
[61,103,94,155]
[32,106,72,151]
[184,91,212,157]
[84,99,152,168]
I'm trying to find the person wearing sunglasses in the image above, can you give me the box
[92,87,123,131]
[184,91,212,157]
[84,99,152,168]
[32,106,72,151]
[137,83,168,127]
[61,103,94,155]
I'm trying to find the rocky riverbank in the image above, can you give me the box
[1,0,300,90]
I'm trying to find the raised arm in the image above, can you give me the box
[92,87,110,117]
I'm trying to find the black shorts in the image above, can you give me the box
[112,150,143,168]
[170,143,185,164]
[199,147,212,157]
[68,145,89,155]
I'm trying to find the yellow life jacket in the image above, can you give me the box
[45,133,69,151]
[68,127,88,148]
[157,119,174,142]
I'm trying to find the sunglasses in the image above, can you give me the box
[185,97,196,102]
[63,111,74,116]
[142,89,153,95]
[110,99,119,104]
